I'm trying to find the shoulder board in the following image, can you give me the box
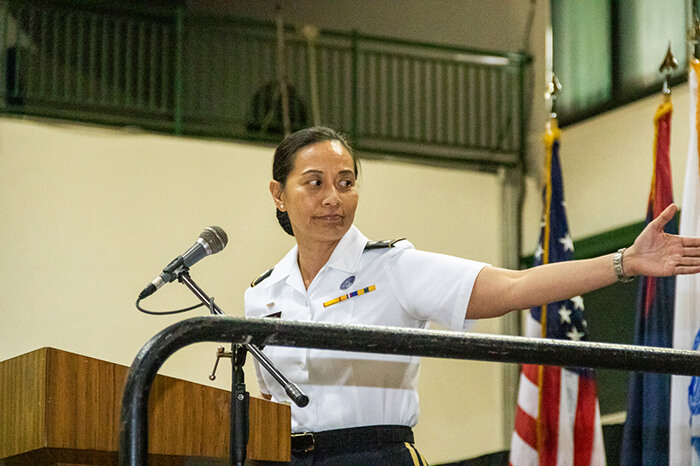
[364,238,407,250]
[250,268,274,287]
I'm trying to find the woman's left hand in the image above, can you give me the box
[624,203,700,277]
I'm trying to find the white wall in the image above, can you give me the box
[560,87,691,239]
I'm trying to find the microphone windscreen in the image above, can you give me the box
[200,226,228,253]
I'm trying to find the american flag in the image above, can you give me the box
[621,86,676,465]
[509,120,606,465]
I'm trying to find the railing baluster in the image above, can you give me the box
[1,2,9,105]
[88,14,96,104]
[417,59,425,142]
[22,6,34,99]
[38,8,45,98]
[440,59,448,143]
[112,18,119,106]
[138,21,145,109]
[173,7,183,135]
[64,12,71,101]
[368,52,377,136]
[125,19,133,107]
[148,24,156,111]
[159,23,168,112]
[350,31,358,142]
[76,13,84,102]
[453,62,461,145]
[399,57,407,139]
[12,7,21,100]
[100,15,108,105]
[51,9,59,99]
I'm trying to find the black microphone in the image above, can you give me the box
[139,226,228,299]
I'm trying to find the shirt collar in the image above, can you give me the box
[264,243,299,288]
[261,225,368,289]
[325,225,368,273]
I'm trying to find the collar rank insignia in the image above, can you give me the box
[364,238,406,250]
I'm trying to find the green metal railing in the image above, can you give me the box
[0,2,178,126]
[0,1,531,170]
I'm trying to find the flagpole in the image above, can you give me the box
[669,16,700,464]
[539,73,561,342]
[620,45,678,466]
[510,74,607,465]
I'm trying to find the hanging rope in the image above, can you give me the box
[300,24,321,126]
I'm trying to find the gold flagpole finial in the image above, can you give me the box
[688,6,700,59]
[659,43,677,99]
[546,73,562,121]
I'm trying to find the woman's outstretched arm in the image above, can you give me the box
[466,204,700,320]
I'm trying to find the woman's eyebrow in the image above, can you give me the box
[300,169,323,176]
[300,169,355,176]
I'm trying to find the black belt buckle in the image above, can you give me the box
[291,432,315,453]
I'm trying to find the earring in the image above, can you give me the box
[279,203,284,210]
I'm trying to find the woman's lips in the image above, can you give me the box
[317,214,343,222]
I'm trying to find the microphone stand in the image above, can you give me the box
[176,270,308,466]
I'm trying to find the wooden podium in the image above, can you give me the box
[0,347,291,465]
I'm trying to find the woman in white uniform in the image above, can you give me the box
[245,126,700,465]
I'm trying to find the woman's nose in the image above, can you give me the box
[322,185,341,206]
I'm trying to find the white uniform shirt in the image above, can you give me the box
[244,225,488,433]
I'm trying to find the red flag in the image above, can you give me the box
[620,87,676,466]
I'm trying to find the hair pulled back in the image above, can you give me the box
[273,126,359,236]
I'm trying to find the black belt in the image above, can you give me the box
[291,425,414,454]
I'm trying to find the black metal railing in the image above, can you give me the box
[119,316,700,465]
[0,0,530,170]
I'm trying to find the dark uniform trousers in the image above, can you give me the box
[290,425,429,465]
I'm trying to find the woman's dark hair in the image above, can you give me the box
[273,126,359,236]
